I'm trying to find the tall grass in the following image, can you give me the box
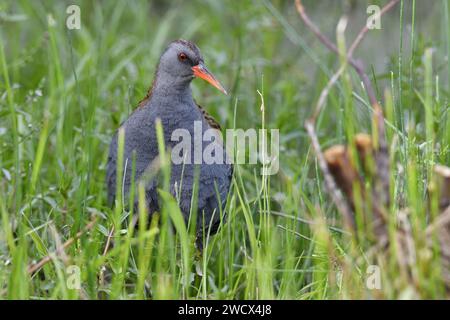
[0,0,448,299]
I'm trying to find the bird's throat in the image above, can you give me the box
[146,78,194,114]
[152,70,193,97]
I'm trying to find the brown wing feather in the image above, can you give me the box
[196,101,234,178]
[196,102,222,130]
[137,78,156,108]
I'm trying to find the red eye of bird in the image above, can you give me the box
[178,53,187,62]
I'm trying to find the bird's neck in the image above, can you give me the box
[149,71,193,106]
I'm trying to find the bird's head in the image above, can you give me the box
[157,39,227,94]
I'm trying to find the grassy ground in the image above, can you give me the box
[0,0,449,299]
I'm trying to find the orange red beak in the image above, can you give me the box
[192,63,227,95]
